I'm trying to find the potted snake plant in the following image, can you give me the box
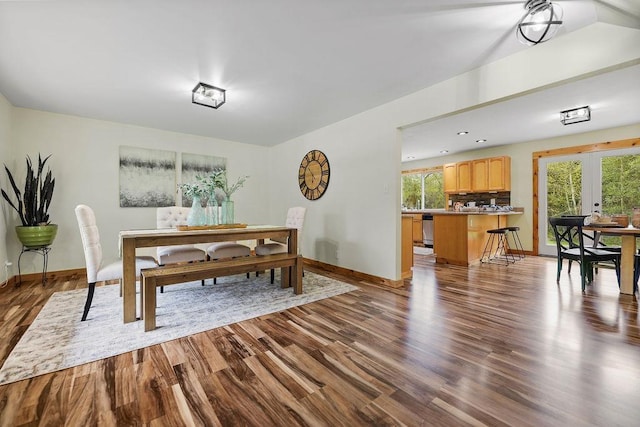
[1,154,58,247]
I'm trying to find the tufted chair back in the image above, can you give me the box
[254,207,306,284]
[157,206,191,228]
[155,206,207,266]
[271,207,306,248]
[285,207,306,230]
[75,204,157,321]
[75,204,103,283]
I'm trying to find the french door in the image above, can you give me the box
[538,147,640,255]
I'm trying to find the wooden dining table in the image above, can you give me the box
[119,225,300,323]
[584,225,640,295]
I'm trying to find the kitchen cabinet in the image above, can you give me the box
[472,159,489,191]
[444,161,472,193]
[443,163,457,193]
[401,215,413,278]
[446,156,511,193]
[457,161,472,192]
[412,214,423,245]
[432,212,512,266]
[488,156,511,191]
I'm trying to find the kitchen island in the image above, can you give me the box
[431,210,522,266]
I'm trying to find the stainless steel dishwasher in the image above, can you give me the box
[422,213,434,248]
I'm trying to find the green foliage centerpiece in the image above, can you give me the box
[178,182,207,226]
[1,154,58,247]
[179,171,248,226]
[204,170,249,224]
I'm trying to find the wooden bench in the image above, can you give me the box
[141,253,302,331]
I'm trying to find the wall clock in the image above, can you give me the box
[298,149,330,200]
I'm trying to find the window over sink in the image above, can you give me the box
[401,168,445,210]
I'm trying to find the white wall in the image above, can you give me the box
[402,124,640,251]
[7,108,271,274]
[269,109,402,281]
[0,92,12,276]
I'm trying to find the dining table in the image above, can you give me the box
[584,224,640,295]
[119,225,300,323]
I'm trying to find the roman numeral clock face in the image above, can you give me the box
[298,150,330,200]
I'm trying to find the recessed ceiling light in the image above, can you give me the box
[440,150,449,154]
[457,131,469,135]
[406,156,415,160]
[476,139,487,143]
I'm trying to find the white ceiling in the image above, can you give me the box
[0,1,638,155]
[401,63,640,160]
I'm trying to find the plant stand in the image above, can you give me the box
[17,245,51,287]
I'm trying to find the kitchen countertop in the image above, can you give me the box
[431,210,522,216]
[402,209,522,216]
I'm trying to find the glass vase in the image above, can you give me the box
[206,195,219,226]
[187,196,206,226]
[221,198,234,224]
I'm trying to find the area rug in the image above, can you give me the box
[0,272,357,385]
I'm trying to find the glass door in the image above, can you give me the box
[538,147,640,256]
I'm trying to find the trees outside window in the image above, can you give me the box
[402,170,444,209]
[545,153,640,245]
[601,154,640,216]
[546,160,582,217]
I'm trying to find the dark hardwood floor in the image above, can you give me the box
[0,256,638,426]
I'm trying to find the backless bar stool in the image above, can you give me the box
[502,226,525,260]
[481,228,516,265]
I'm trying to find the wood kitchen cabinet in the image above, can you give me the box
[456,161,472,192]
[472,158,489,191]
[401,215,413,278]
[412,214,423,245]
[487,156,511,191]
[444,161,472,193]
[446,156,511,193]
[433,213,511,266]
[443,163,457,193]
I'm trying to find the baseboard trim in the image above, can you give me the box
[2,261,406,291]
[1,268,87,291]
[303,258,404,288]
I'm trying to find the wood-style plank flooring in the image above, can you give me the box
[0,256,639,426]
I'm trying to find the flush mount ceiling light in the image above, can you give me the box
[457,131,469,135]
[476,139,487,143]
[516,0,563,46]
[560,106,591,125]
[192,82,226,109]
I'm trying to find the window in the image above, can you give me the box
[402,169,445,209]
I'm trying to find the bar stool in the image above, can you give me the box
[481,228,515,265]
[502,226,525,260]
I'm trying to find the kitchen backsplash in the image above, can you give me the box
[450,191,510,207]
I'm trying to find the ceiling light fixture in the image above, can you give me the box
[440,150,449,154]
[457,131,469,135]
[192,82,226,109]
[560,106,591,125]
[476,139,487,143]
[516,0,563,46]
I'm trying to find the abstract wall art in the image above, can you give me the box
[119,146,176,207]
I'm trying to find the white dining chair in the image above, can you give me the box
[255,207,306,283]
[156,206,207,291]
[156,206,208,265]
[207,242,252,284]
[75,204,157,321]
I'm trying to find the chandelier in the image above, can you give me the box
[516,0,563,46]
